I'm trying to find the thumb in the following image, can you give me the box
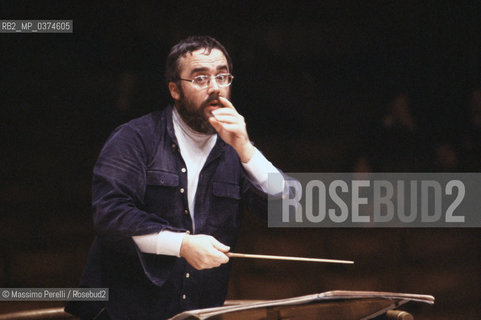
[212,239,230,253]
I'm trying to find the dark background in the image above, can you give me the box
[1,1,480,319]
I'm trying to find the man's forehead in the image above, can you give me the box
[180,48,228,72]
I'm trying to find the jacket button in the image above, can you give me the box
[185,273,190,278]
[180,188,185,193]
[182,294,186,300]
[184,209,189,215]
[181,167,186,173]
[171,143,176,149]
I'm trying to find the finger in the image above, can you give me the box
[208,117,223,132]
[213,114,238,124]
[219,254,229,264]
[212,123,240,132]
[209,118,242,135]
[210,249,229,264]
[212,108,237,117]
[218,96,236,111]
[212,239,230,253]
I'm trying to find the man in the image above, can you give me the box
[66,36,284,319]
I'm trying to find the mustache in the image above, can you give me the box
[205,94,220,104]
[201,95,223,109]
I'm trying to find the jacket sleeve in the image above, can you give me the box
[92,124,185,243]
[240,154,294,224]
[240,167,290,220]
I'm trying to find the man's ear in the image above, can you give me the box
[168,82,181,101]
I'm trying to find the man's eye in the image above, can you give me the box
[216,75,226,82]
[194,76,208,84]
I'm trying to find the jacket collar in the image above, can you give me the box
[164,104,177,145]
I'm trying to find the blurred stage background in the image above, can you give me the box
[1,1,480,319]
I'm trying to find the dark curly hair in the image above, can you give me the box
[165,36,233,86]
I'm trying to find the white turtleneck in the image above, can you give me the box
[133,107,283,257]
[172,107,218,226]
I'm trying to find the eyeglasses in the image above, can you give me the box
[179,73,234,89]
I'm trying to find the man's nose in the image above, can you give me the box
[207,77,220,94]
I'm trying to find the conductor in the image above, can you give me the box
[65,35,285,319]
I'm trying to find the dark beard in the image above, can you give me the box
[175,89,220,134]
[176,98,216,134]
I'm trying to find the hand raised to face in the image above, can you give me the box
[209,97,255,163]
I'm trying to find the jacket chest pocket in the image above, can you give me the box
[144,170,180,216]
[208,181,241,229]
